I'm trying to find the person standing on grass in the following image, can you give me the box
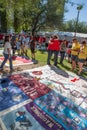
[20,35,26,56]
[60,39,67,65]
[77,41,87,75]
[29,35,36,60]
[71,38,80,71]
[11,33,16,56]
[0,35,13,72]
[16,37,21,56]
[67,45,72,63]
[47,35,60,66]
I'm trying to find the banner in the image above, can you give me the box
[9,73,51,100]
[0,77,29,111]
[0,65,87,130]
[25,102,65,130]
[0,56,33,66]
[0,105,45,130]
[34,91,87,130]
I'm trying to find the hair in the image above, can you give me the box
[3,35,10,46]
[63,39,67,42]
[81,40,86,44]
[4,36,10,42]
[53,35,59,39]
[73,38,77,41]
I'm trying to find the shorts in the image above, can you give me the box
[68,54,71,58]
[71,55,78,61]
[30,48,35,53]
[78,58,85,63]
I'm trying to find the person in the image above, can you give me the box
[45,36,50,49]
[20,35,26,56]
[47,35,60,66]
[38,35,43,47]
[67,45,72,63]
[11,33,16,56]
[16,37,21,56]
[22,35,30,58]
[0,35,13,72]
[71,38,80,71]
[60,40,67,65]
[29,35,36,60]
[77,41,87,75]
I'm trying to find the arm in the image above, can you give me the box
[7,48,11,58]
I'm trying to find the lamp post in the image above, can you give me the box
[75,5,83,37]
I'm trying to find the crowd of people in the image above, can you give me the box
[0,33,87,76]
[47,34,87,75]
[0,33,36,72]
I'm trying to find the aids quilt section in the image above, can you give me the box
[0,65,87,130]
[0,56,33,66]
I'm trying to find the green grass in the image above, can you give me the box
[58,59,87,78]
[0,48,87,78]
[28,50,87,79]
[27,49,47,66]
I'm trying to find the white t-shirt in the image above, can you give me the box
[4,42,12,54]
[22,37,29,48]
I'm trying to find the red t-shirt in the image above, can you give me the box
[39,37,43,44]
[0,34,4,40]
[48,39,60,51]
[67,49,71,54]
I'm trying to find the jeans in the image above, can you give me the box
[47,50,59,65]
[0,53,13,70]
[60,51,65,64]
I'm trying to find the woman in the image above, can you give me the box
[47,35,60,66]
[78,41,87,75]
[60,40,67,65]
[71,38,80,71]
[0,35,13,72]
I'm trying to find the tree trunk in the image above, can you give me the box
[14,10,19,32]
[0,10,7,33]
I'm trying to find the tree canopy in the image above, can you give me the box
[0,0,87,34]
[0,0,66,34]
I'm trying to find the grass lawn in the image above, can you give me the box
[0,48,87,78]
[29,50,87,79]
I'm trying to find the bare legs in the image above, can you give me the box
[71,60,76,70]
[78,62,83,75]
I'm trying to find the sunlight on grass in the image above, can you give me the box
[0,49,87,78]
[32,50,87,78]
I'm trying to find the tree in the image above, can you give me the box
[0,0,8,33]
[0,9,7,33]
[45,0,65,30]
[75,5,83,36]
[63,20,87,33]
[0,0,66,34]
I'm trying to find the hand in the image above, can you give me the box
[49,42,53,44]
